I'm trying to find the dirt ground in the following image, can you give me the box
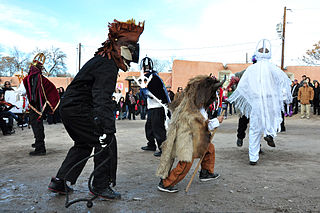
[0,114,320,213]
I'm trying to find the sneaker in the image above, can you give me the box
[263,135,275,147]
[307,116,310,119]
[157,180,178,193]
[29,148,46,156]
[236,138,243,147]
[91,185,121,199]
[154,151,162,157]
[199,169,220,182]
[249,161,257,166]
[141,145,156,151]
[31,143,36,148]
[48,177,73,194]
[301,116,305,119]
[284,113,288,117]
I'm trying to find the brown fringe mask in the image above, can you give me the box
[95,19,144,71]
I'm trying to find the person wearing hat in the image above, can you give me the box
[299,75,307,86]
[140,56,171,157]
[298,81,314,119]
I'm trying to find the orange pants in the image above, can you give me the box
[162,143,215,188]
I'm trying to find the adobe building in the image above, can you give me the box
[0,76,73,90]
[171,60,320,92]
[1,60,320,94]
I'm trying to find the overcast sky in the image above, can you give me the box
[0,0,320,75]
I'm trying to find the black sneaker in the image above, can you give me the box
[29,148,46,156]
[249,161,257,166]
[199,169,220,182]
[236,138,243,147]
[91,186,121,200]
[141,146,156,151]
[48,177,73,194]
[157,180,178,193]
[264,135,275,147]
[154,151,162,157]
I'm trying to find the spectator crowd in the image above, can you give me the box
[1,73,320,137]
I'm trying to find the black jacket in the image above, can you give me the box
[313,86,320,101]
[144,71,170,104]
[125,93,137,106]
[60,55,118,135]
[291,84,299,98]
[117,101,126,112]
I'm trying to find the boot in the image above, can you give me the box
[264,135,275,147]
[236,138,243,147]
[91,185,121,199]
[29,147,46,156]
[48,177,73,194]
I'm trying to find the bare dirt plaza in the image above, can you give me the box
[0,115,319,212]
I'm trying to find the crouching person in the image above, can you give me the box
[156,75,224,193]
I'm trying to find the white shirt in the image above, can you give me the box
[200,108,220,131]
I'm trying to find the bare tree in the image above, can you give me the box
[0,47,30,76]
[301,41,320,65]
[153,59,167,72]
[11,47,31,73]
[0,56,15,76]
[33,46,67,76]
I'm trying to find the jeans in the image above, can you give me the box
[140,105,147,120]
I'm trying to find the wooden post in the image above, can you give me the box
[281,6,286,70]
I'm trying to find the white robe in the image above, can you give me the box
[229,39,292,162]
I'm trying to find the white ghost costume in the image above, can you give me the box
[228,39,292,162]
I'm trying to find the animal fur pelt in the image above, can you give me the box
[156,75,223,179]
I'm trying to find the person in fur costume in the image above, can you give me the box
[156,75,224,193]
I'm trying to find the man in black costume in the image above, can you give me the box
[140,57,171,157]
[48,19,144,199]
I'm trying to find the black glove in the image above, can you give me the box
[99,133,114,145]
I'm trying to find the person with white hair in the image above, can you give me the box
[228,39,292,165]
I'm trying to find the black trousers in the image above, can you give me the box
[292,97,298,114]
[128,105,135,120]
[280,111,286,131]
[30,110,45,149]
[314,99,320,115]
[0,112,12,134]
[145,107,166,150]
[56,107,117,187]
[237,115,249,140]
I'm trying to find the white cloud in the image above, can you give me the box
[1,0,320,75]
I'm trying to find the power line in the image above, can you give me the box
[143,41,258,51]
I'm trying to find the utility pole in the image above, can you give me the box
[78,43,82,72]
[281,6,286,70]
[246,52,248,64]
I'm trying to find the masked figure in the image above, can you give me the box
[48,19,144,199]
[156,75,224,193]
[23,53,60,155]
[228,39,292,165]
[140,57,171,157]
